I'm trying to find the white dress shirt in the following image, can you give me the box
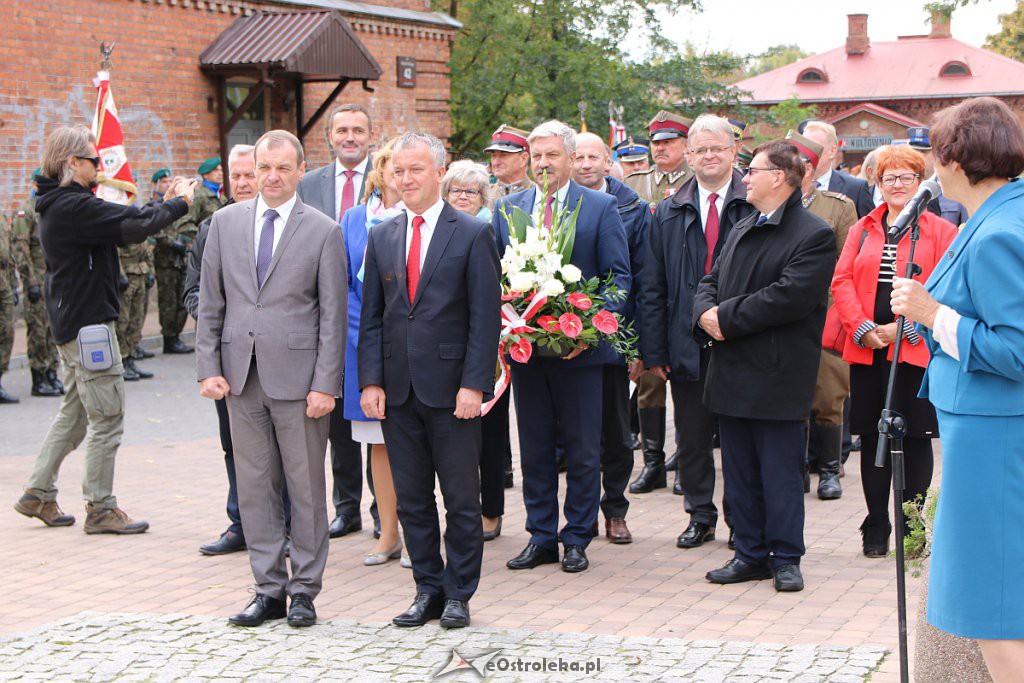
[816,168,834,191]
[404,198,445,270]
[334,156,370,220]
[531,180,571,218]
[254,193,297,263]
[697,180,731,232]
[932,304,962,361]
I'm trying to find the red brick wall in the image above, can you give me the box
[0,0,453,210]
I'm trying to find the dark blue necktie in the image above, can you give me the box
[755,215,768,226]
[257,209,278,287]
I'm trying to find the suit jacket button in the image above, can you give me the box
[248,331,253,337]
[408,315,414,321]
[255,303,263,309]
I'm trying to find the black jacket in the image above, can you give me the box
[183,198,234,320]
[604,176,650,327]
[641,171,755,380]
[693,190,836,420]
[359,202,501,408]
[828,170,875,219]
[35,176,188,344]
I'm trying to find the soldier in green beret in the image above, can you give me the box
[151,168,172,201]
[153,157,224,354]
[0,209,19,403]
[11,169,62,396]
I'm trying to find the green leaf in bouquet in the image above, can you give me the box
[553,198,582,264]
[508,205,533,243]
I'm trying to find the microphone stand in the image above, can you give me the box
[875,203,926,683]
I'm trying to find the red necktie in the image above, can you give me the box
[339,169,356,221]
[407,215,424,301]
[704,192,720,275]
[543,195,555,230]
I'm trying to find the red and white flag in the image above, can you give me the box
[92,70,137,205]
[608,108,627,149]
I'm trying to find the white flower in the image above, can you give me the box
[510,271,536,293]
[560,264,582,283]
[542,279,565,297]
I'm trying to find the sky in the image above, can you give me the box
[654,0,1019,57]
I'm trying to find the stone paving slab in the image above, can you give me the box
[0,612,887,682]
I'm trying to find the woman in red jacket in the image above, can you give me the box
[831,145,957,557]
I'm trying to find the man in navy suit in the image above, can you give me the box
[296,104,375,540]
[802,121,874,218]
[493,120,631,573]
[359,132,501,629]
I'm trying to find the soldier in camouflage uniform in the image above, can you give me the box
[0,210,19,403]
[117,238,154,381]
[127,168,172,362]
[11,171,62,397]
[624,111,694,494]
[153,157,223,354]
[787,130,858,501]
[486,125,535,198]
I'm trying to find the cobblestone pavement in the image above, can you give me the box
[0,353,922,681]
[0,612,887,682]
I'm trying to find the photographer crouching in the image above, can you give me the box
[13,125,195,534]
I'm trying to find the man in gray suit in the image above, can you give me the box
[196,129,347,628]
[296,103,375,540]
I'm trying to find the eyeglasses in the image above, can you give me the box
[690,145,733,157]
[448,187,481,197]
[744,166,781,176]
[76,156,101,168]
[880,173,920,187]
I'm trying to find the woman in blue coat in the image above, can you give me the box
[892,97,1024,680]
[341,139,408,566]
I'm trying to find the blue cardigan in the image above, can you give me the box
[921,179,1024,415]
[341,204,373,422]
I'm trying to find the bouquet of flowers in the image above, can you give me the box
[497,190,638,365]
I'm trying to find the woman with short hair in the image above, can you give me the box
[441,160,492,221]
[891,96,1024,680]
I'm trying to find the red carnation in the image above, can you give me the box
[566,292,593,311]
[509,337,533,363]
[536,315,560,332]
[593,310,619,334]
[558,312,583,338]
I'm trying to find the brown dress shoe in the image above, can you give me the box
[605,517,632,544]
[14,492,75,527]
[84,504,149,535]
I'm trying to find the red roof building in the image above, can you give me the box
[733,11,1024,163]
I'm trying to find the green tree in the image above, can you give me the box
[755,97,818,142]
[436,0,769,157]
[747,44,809,77]
[985,1,1024,60]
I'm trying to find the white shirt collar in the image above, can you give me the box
[817,168,833,190]
[255,192,297,226]
[335,156,369,177]
[406,197,445,230]
[697,179,731,205]
[533,180,571,216]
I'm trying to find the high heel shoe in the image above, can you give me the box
[400,552,412,569]
[482,516,502,542]
[363,539,403,566]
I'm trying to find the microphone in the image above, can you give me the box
[888,176,941,236]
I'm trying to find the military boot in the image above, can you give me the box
[0,374,20,404]
[163,335,194,354]
[629,408,667,493]
[45,368,65,394]
[132,343,155,360]
[125,358,153,379]
[122,362,141,381]
[812,422,843,500]
[30,369,60,397]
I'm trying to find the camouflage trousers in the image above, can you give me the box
[0,279,13,372]
[117,274,148,357]
[155,265,186,338]
[22,294,58,372]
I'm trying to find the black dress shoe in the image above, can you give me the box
[561,545,589,573]
[676,521,715,549]
[228,593,286,626]
[672,472,684,495]
[706,558,772,584]
[728,528,736,550]
[199,530,246,555]
[506,543,559,570]
[439,599,470,629]
[393,593,444,627]
[504,470,514,488]
[329,514,362,538]
[773,564,804,592]
[288,593,317,627]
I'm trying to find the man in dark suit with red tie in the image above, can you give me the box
[359,132,501,629]
[297,104,376,540]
